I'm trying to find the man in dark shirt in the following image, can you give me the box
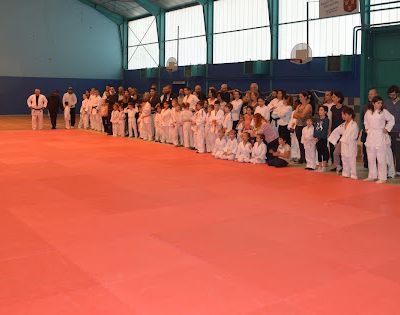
[47,90,62,129]
[194,84,206,101]
[159,85,176,107]
[385,85,400,176]
[149,88,160,113]
[106,86,118,135]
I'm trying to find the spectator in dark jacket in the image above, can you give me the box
[47,90,62,129]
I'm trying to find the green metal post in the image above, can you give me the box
[198,0,214,91]
[267,0,279,93]
[120,19,128,70]
[157,11,166,68]
[360,0,370,128]
[268,0,279,60]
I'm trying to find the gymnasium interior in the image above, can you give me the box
[1,0,400,314]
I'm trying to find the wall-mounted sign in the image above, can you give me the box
[320,0,359,18]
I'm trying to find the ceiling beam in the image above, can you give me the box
[77,0,124,25]
[135,0,162,16]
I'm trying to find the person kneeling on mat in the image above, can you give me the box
[268,136,291,167]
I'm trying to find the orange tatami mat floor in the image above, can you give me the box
[1,125,400,314]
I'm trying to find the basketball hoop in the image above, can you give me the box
[290,43,312,65]
[290,58,304,65]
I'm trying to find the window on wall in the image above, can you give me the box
[128,16,159,70]
[370,0,400,24]
[278,0,361,59]
[213,0,270,64]
[165,5,206,66]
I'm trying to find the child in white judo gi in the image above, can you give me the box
[181,103,194,148]
[170,100,182,146]
[221,129,238,160]
[302,117,316,170]
[193,102,206,153]
[118,104,126,137]
[364,96,395,183]
[110,103,120,137]
[236,132,252,163]
[213,129,227,159]
[154,105,162,142]
[250,134,267,164]
[329,106,359,179]
[78,94,89,129]
[222,103,233,135]
[124,102,138,138]
[205,104,215,153]
[64,101,71,130]
[160,101,172,143]
[288,107,300,162]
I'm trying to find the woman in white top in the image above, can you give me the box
[231,90,243,130]
[364,96,395,183]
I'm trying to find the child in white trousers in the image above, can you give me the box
[124,103,138,138]
[160,102,172,143]
[236,132,252,163]
[194,102,206,153]
[213,129,227,159]
[250,134,267,164]
[110,104,120,137]
[364,96,395,183]
[78,94,89,129]
[302,117,316,170]
[205,105,215,152]
[340,107,359,179]
[154,106,162,142]
[181,103,194,148]
[64,102,71,129]
[170,100,182,146]
[118,104,126,137]
[221,130,238,160]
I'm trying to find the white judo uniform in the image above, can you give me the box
[118,110,125,137]
[181,109,194,148]
[364,109,395,181]
[194,109,206,153]
[89,95,102,131]
[221,137,238,160]
[78,99,89,129]
[27,94,48,130]
[124,108,138,138]
[183,94,199,111]
[154,112,162,141]
[160,108,172,143]
[170,109,182,146]
[288,112,300,161]
[205,112,214,152]
[236,141,253,163]
[302,125,316,169]
[110,110,120,137]
[329,120,359,179]
[213,136,227,159]
[141,102,153,141]
[64,104,71,129]
[250,141,267,164]
[222,112,233,135]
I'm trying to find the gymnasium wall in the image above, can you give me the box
[123,56,361,98]
[0,0,122,115]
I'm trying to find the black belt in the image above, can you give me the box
[271,117,279,127]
